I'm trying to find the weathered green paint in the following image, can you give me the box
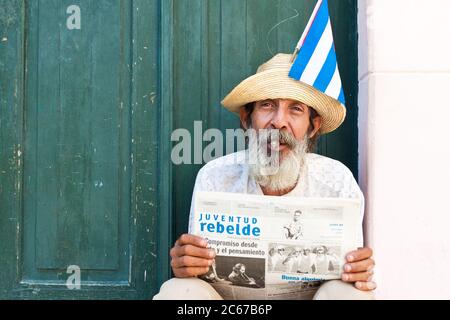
[0,0,358,299]
[0,0,25,300]
[26,0,122,273]
[172,0,359,240]
[0,0,167,299]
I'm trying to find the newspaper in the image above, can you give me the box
[192,191,363,300]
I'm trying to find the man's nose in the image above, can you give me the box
[270,108,289,129]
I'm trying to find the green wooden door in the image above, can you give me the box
[0,0,171,299]
[1,0,357,299]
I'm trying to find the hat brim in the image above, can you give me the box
[221,68,346,134]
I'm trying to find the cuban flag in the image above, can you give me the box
[289,0,345,105]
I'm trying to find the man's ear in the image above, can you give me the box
[309,116,322,138]
[240,107,250,129]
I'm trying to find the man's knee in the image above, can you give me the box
[313,280,376,300]
[153,278,223,300]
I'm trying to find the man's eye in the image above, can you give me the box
[292,105,304,112]
[261,102,273,108]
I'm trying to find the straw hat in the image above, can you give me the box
[221,53,346,134]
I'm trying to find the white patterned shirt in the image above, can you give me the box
[188,150,364,242]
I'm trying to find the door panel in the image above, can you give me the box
[0,0,169,299]
[24,0,131,285]
[26,0,124,273]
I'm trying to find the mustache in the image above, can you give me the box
[278,130,299,149]
[262,130,299,150]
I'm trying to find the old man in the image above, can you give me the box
[154,53,376,300]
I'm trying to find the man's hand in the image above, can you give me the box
[170,234,216,278]
[341,247,376,291]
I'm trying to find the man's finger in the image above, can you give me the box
[171,256,213,269]
[174,267,211,278]
[181,245,216,259]
[172,245,215,259]
[343,259,375,273]
[354,281,377,291]
[342,271,373,283]
[175,234,208,248]
[346,247,373,262]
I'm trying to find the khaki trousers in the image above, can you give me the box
[153,278,375,300]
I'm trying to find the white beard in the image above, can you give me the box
[248,129,309,192]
